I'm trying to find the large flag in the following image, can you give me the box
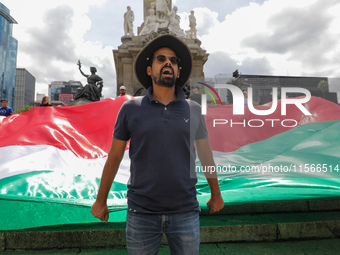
[0,96,340,230]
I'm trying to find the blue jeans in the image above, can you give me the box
[126,210,200,255]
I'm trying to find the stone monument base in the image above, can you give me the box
[113,33,209,97]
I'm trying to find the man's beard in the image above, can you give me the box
[152,66,177,87]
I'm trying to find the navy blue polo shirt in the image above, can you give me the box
[113,86,208,214]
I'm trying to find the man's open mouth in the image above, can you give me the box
[162,68,173,78]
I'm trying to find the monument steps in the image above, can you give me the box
[1,199,340,251]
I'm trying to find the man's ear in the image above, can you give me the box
[177,68,180,78]
[147,66,151,76]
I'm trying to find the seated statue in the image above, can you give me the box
[168,6,185,37]
[74,60,103,102]
[139,4,186,37]
[140,9,159,36]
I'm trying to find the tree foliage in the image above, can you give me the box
[15,105,34,113]
[317,80,329,99]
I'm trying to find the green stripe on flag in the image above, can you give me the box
[1,121,340,230]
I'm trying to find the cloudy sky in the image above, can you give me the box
[2,0,340,98]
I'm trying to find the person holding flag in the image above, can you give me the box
[91,34,224,254]
[0,98,13,117]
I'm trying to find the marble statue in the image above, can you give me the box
[155,0,169,20]
[135,2,196,38]
[168,6,185,37]
[124,6,135,36]
[188,10,197,39]
[140,9,159,36]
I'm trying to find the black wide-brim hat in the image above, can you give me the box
[134,34,193,89]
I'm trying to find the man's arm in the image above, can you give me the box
[91,138,127,222]
[195,138,224,213]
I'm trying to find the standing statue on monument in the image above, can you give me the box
[140,9,159,36]
[168,6,185,37]
[74,60,103,102]
[124,6,135,36]
[189,10,197,39]
[155,0,169,21]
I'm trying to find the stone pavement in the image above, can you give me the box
[1,239,340,255]
[1,200,340,254]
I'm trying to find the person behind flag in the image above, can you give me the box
[91,34,224,254]
[40,96,52,107]
[118,86,127,97]
[189,86,202,105]
[0,99,13,117]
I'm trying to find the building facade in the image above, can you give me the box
[0,3,18,108]
[237,75,336,105]
[48,81,83,106]
[14,68,36,111]
[212,74,337,105]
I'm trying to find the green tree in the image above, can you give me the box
[15,105,34,113]
[317,80,329,99]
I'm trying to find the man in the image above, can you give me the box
[119,86,127,96]
[0,99,13,117]
[91,34,224,254]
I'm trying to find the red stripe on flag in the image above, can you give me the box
[0,97,131,159]
[206,96,340,152]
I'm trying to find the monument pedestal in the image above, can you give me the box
[113,35,209,96]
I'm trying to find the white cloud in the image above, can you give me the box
[197,0,340,78]
[2,0,340,99]
[2,0,113,97]
[179,7,219,36]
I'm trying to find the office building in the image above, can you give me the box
[212,73,337,105]
[236,74,336,105]
[14,68,36,111]
[0,3,18,108]
[48,81,83,106]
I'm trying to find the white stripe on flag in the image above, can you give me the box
[0,145,130,184]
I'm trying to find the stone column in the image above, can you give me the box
[186,38,209,88]
[143,0,172,21]
[113,37,144,96]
